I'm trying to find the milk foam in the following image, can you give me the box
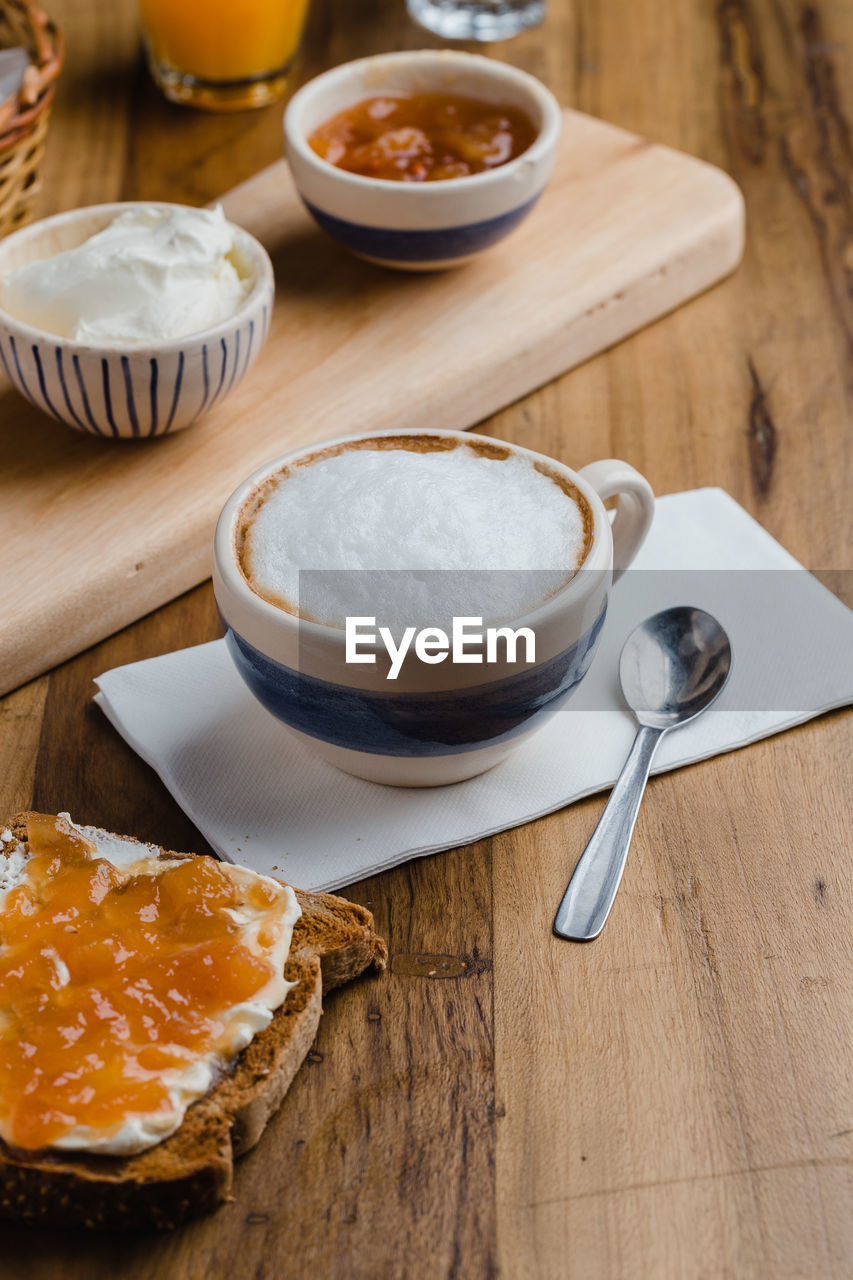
[241,442,589,628]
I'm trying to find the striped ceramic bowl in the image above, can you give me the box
[283,51,562,271]
[0,202,274,439]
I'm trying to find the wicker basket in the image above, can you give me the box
[0,1,62,238]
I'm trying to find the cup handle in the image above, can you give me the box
[578,460,655,582]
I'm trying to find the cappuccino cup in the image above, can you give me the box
[213,428,654,786]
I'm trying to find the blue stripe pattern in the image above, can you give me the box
[101,359,120,437]
[120,356,140,438]
[199,344,210,416]
[244,320,254,378]
[55,348,88,432]
[0,338,15,390]
[302,195,541,264]
[2,316,260,437]
[226,328,241,395]
[210,337,228,409]
[148,357,159,437]
[163,350,185,433]
[224,606,606,759]
[72,354,103,435]
[32,345,67,424]
[162,350,184,435]
[9,336,33,404]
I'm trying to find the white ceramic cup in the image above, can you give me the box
[213,428,654,786]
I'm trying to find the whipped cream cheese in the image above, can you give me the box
[0,816,300,1157]
[0,205,252,345]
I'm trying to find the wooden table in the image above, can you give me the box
[2,1,851,1275]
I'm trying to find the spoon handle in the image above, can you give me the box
[553,724,664,941]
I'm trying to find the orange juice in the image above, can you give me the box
[140,0,310,109]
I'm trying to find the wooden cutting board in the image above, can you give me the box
[1,108,743,695]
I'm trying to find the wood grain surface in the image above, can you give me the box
[1,0,852,1277]
[0,109,743,696]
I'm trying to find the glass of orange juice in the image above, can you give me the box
[139,0,311,111]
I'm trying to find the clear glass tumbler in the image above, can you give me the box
[406,0,545,41]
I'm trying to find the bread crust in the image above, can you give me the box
[0,813,387,1230]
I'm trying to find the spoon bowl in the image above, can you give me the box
[620,606,733,729]
[554,606,732,941]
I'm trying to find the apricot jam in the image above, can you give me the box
[0,814,294,1151]
[307,93,537,182]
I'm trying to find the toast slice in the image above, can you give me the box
[0,813,387,1230]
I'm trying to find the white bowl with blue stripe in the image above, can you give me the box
[283,51,562,271]
[0,202,274,439]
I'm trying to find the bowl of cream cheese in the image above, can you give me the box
[0,202,274,438]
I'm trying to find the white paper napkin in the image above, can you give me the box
[94,489,853,891]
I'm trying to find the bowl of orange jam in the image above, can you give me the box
[283,51,561,270]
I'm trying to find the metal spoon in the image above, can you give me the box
[553,606,732,942]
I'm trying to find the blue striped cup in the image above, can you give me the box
[213,429,654,787]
